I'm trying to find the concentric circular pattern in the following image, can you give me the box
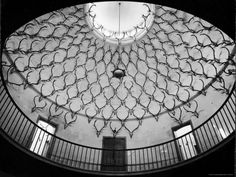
[2,4,235,137]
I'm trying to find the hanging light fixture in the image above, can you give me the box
[112,2,126,79]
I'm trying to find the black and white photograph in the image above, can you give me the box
[0,0,235,177]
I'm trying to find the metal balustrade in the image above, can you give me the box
[0,75,235,175]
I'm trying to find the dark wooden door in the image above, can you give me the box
[101,137,126,171]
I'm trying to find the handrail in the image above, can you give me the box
[0,72,235,175]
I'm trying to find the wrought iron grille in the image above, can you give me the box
[1,4,235,138]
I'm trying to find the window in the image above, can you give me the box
[29,118,56,157]
[101,137,127,171]
[172,121,199,160]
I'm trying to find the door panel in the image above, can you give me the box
[101,137,126,171]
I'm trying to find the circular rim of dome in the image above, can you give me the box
[84,2,155,45]
[1,2,235,138]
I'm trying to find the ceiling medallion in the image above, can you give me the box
[85,1,155,45]
[112,68,126,79]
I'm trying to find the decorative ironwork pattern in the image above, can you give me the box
[85,2,155,44]
[2,4,235,137]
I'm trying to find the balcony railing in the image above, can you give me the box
[0,74,235,175]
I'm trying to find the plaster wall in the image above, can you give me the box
[1,2,235,150]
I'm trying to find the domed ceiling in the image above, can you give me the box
[1,2,235,143]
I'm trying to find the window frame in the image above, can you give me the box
[27,116,58,158]
[172,120,201,161]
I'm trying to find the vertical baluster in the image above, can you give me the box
[13,115,24,140]
[184,135,192,158]
[95,148,98,171]
[84,147,88,169]
[0,95,10,119]
[163,144,167,166]
[8,110,21,137]
[134,150,137,171]
[0,93,10,114]
[180,136,187,160]
[146,148,150,170]
[0,98,11,126]
[46,135,55,159]
[216,113,224,128]
[218,111,230,135]
[23,120,33,146]
[228,95,236,112]
[142,148,145,170]
[125,149,127,172]
[0,94,11,113]
[225,101,235,123]
[92,149,95,171]
[88,148,92,170]
[68,143,72,166]
[138,149,141,170]
[169,141,176,163]
[19,118,29,144]
[203,124,212,148]
[222,107,234,131]
[54,139,61,162]
[59,141,65,163]
[0,90,4,100]
[130,149,132,172]
[42,131,50,156]
[37,130,47,155]
[63,142,68,165]
[0,90,8,103]
[199,126,208,150]
[0,91,7,106]
[227,96,236,124]
[4,107,18,134]
[166,143,171,165]
[4,106,18,132]
[97,148,101,171]
[150,147,154,169]
[32,127,43,153]
[194,128,203,153]
[80,146,84,168]
[93,148,96,171]
[0,86,5,95]
[155,146,158,168]
[188,133,196,157]
[71,144,76,167]
[206,122,216,145]
[210,118,220,143]
[215,114,226,139]
[75,146,80,168]
[2,102,15,129]
[212,116,222,141]
[158,145,162,167]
